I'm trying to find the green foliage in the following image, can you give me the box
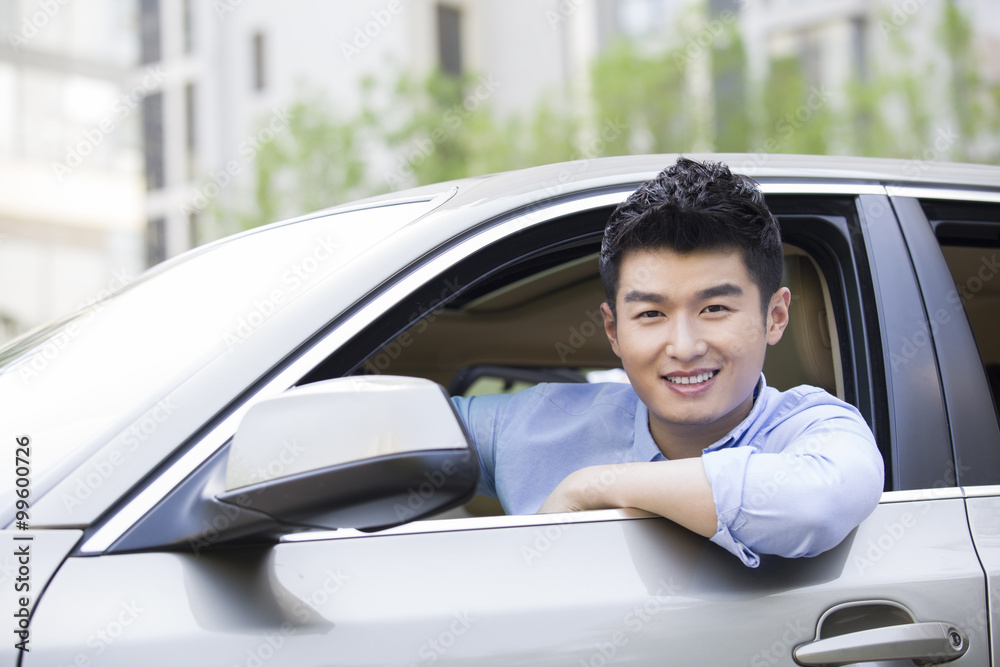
[233,97,369,231]
[712,22,752,153]
[590,39,694,155]
[210,1,998,237]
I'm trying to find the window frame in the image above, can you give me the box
[892,194,1000,488]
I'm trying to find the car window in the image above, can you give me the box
[305,200,863,519]
[368,243,842,401]
[935,232,1000,421]
[0,200,442,500]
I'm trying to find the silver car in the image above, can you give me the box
[2,154,999,666]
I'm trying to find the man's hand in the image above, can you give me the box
[537,459,718,539]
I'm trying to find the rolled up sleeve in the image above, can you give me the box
[703,407,884,567]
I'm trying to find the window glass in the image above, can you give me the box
[938,243,1000,418]
[0,200,440,499]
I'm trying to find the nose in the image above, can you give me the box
[664,315,708,361]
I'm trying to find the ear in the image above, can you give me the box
[601,302,622,358]
[766,287,791,345]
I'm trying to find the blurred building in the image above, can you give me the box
[141,0,627,262]
[0,1,145,344]
[4,0,993,342]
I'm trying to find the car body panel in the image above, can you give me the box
[28,500,986,666]
[966,493,1000,666]
[0,530,82,664]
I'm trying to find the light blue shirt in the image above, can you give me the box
[451,375,884,567]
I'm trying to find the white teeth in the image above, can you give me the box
[666,371,716,385]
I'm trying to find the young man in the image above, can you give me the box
[451,157,884,566]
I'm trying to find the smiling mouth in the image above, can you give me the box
[664,370,719,385]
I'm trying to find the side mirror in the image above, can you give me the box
[216,375,479,532]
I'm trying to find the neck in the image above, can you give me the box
[648,394,755,460]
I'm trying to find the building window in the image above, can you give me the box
[140,0,161,64]
[188,211,200,248]
[183,0,194,54]
[184,82,196,178]
[0,312,20,344]
[851,17,868,81]
[436,5,462,77]
[142,92,164,190]
[147,217,167,266]
[253,32,266,90]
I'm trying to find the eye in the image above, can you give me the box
[638,310,661,319]
[703,304,729,314]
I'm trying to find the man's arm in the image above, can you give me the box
[537,458,718,538]
[538,411,884,567]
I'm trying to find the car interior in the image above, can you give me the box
[367,243,843,400]
[940,244,1000,416]
[347,235,846,520]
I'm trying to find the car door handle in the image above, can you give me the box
[793,621,968,666]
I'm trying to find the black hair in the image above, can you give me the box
[599,157,783,318]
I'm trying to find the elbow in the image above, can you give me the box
[755,484,882,559]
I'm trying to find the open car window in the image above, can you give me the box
[294,196,871,520]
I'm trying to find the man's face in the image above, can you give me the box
[602,247,790,451]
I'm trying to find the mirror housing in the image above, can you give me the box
[216,375,479,532]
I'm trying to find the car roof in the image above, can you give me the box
[328,153,1000,214]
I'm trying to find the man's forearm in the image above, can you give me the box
[537,460,717,538]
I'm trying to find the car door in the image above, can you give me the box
[24,180,990,665]
[891,190,1000,666]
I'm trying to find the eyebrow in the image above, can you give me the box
[696,283,744,300]
[622,290,665,304]
[621,283,744,305]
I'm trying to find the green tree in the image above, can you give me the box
[228,96,370,232]
[211,0,998,239]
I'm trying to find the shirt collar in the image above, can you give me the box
[632,401,666,462]
[635,373,768,459]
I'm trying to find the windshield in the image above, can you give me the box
[0,199,440,503]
